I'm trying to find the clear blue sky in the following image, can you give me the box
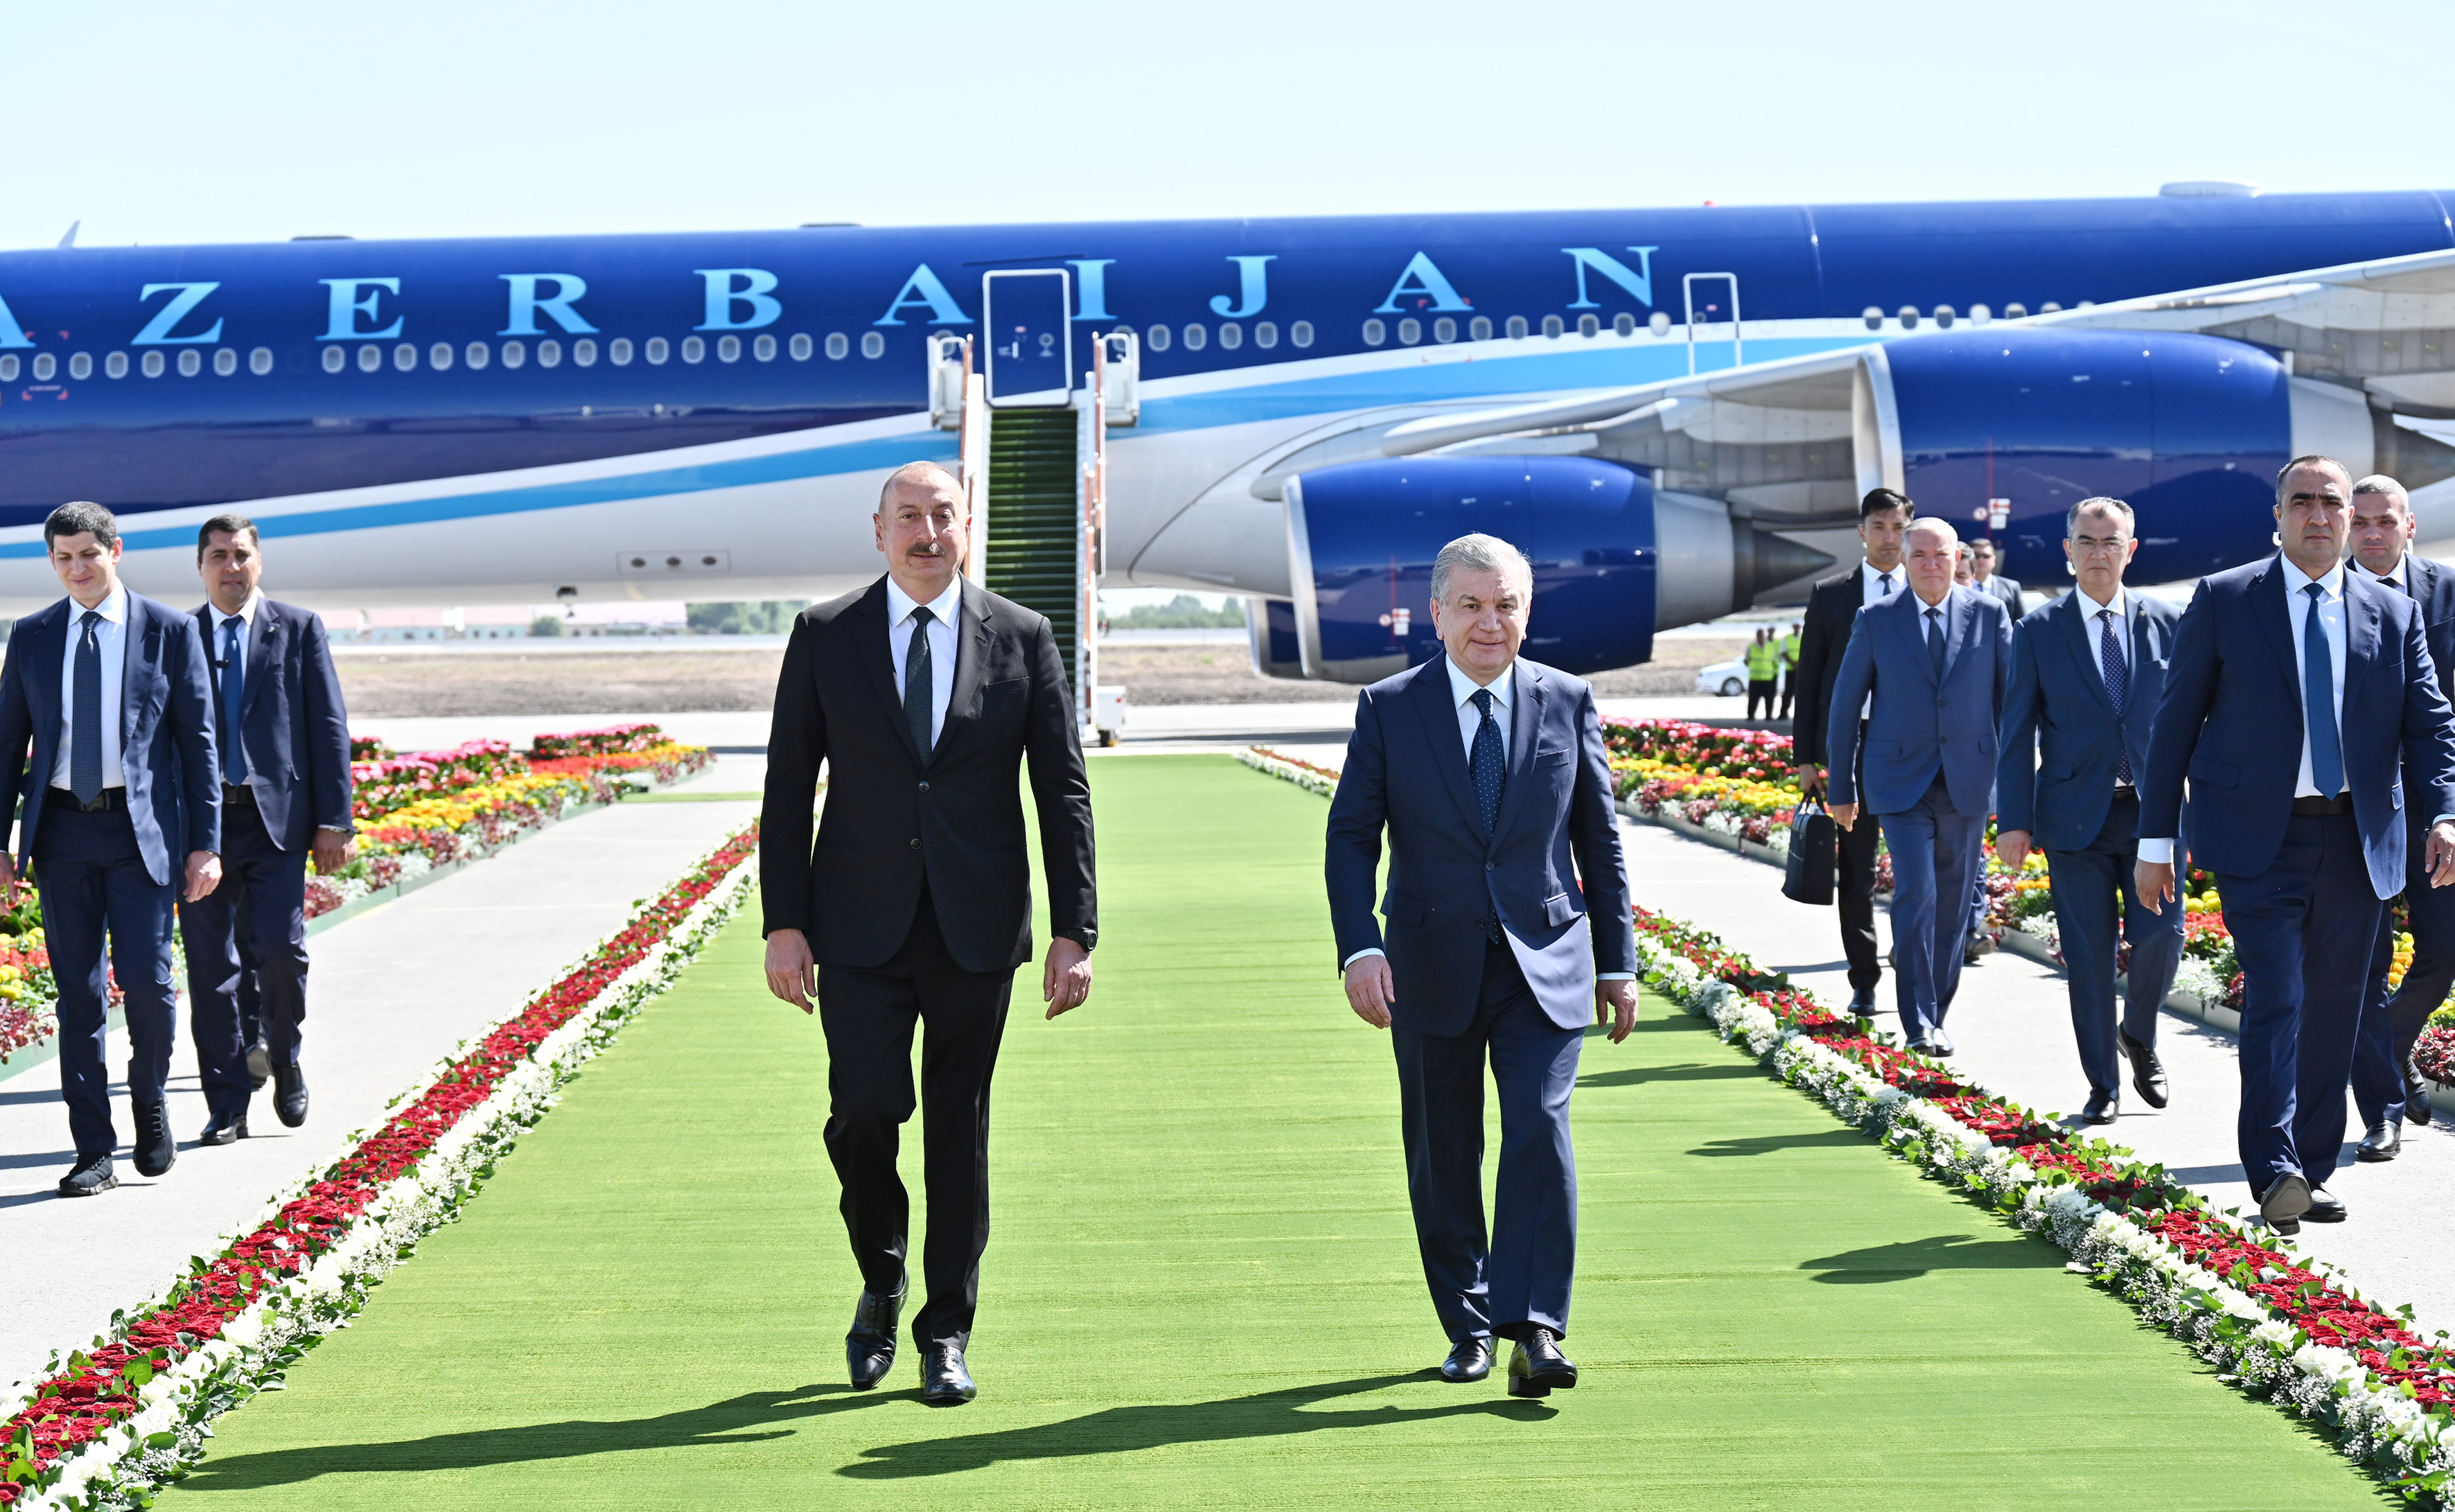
[6,0,2450,250]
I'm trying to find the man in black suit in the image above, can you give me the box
[762,460,1096,1406]
[181,515,355,1143]
[0,502,221,1197]
[2348,474,2455,1153]
[1971,538,2025,616]
[1790,488,1914,1012]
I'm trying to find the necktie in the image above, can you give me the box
[219,617,247,785]
[1878,572,1897,597]
[904,606,935,762]
[70,610,102,806]
[2097,608,2131,784]
[1925,606,1945,680]
[2303,583,2345,799]
[1470,688,1504,942]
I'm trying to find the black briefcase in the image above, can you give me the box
[1781,795,1836,906]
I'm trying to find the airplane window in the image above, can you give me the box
[1606,313,1628,337]
[1650,311,1671,335]
[718,335,741,363]
[179,350,200,377]
[0,355,15,381]
[755,333,777,361]
[610,337,634,365]
[573,339,597,367]
[1255,321,1278,349]
[1542,315,1563,338]
[825,333,848,360]
[1507,316,1528,339]
[1290,321,1314,348]
[322,346,345,373]
[683,336,706,364]
[1183,324,1207,351]
[1398,318,1420,345]
[1969,304,1991,324]
[213,349,237,376]
[1470,316,1490,341]
[540,340,563,368]
[357,344,382,373]
[791,333,813,360]
[1863,306,1884,330]
[1217,323,1241,350]
[430,342,455,371]
[502,340,527,369]
[646,337,669,364]
[1576,314,1598,337]
[2005,304,2027,319]
[1897,306,1919,329]
[861,331,884,359]
[1434,317,1455,343]
[2039,301,2062,313]
[146,351,168,378]
[1362,319,1384,346]
[33,353,54,380]
[467,342,491,370]
[107,352,129,379]
[69,353,91,380]
[394,344,418,371]
[1933,306,1956,328]
[250,348,274,375]
[1147,324,1171,351]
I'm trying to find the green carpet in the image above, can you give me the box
[161,755,2379,1509]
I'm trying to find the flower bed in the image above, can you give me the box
[0,823,759,1511]
[1635,906,2455,1503]
[1238,745,1340,797]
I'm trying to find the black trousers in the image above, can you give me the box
[36,803,178,1158]
[1746,678,1777,720]
[816,894,1012,1351]
[179,800,310,1119]
[1777,670,1796,720]
[1836,728,1882,991]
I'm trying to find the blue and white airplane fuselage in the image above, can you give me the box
[6,191,2455,677]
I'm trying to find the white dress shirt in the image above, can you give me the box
[2360,554,2410,593]
[1346,655,1631,978]
[206,589,261,683]
[51,586,127,792]
[2140,559,2349,865]
[1855,561,1903,718]
[2075,584,2129,689]
[884,576,962,748]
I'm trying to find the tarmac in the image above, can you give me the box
[0,754,762,1390]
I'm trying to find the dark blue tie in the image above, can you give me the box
[1470,687,1504,942]
[904,606,935,762]
[219,617,247,784]
[2303,582,2345,798]
[2097,608,2130,784]
[70,610,101,805]
[1926,606,1946,680]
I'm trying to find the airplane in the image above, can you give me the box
[3,183,2454,685]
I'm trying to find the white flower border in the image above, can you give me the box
[1635,931,2455,1493]
[0,843,757,1512]
[1236,745,1337,796]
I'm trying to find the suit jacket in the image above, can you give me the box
[0,592,220,885]
[1790,565,1888,770]
[2140,554,2455,898]
[1981,574,2025,616]
[1324,654,1636,1037]
[1825,585,2014,816]
[191,598,354,851]
[761,574,1095,974]
[1996,589,2180,852]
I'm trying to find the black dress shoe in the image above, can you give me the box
[2305,1186,2348,1223]
[131,1100,175,1178]
[2259,1172,2311,1234]
[845,1280,906,1391]
[1439,1336,1494,1383]
[272,1066,308,1128]
[57,1154,116,1197]
[246,1039,270,1091]
[1963,931,1994,965]
[1847,987,1877,1015]
[2079,1089,2118,1125]
[2404,1061,2434,1128]
[920,1343,976,1405]
[2357,1119,2402,1163]
[1506,1328,1577,1398]
[2118,1032,2169,1109]
[197,1112,248,1146]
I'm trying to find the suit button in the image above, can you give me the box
[909,838,920,849]
[918,780,931,792]
[1486,861,1497,871]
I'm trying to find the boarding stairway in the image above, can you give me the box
[931,281,1136,744]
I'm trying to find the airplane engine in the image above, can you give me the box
[1881,330,2376,586]
[1281,455,1831,685]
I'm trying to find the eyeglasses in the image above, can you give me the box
[2069,535,2131,555]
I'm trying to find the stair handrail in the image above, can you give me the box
[955,337,988,579]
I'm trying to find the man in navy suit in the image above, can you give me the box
[1971,538,2025,617]
[1996,498,2184,1123]
[0,502,220,1197]
[2346,475,2455,1156]
[1326,533,1636,1399]
[181,515,355,1143]
[1826,518,2014,1055]
[2139,456,2455,1233]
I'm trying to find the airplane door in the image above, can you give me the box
[1683,272,1742,375]
[982,269,1074,406]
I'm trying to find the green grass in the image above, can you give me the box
[162,755,2382,1509]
